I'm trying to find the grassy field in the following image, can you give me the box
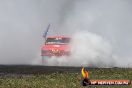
[0,68,131,88]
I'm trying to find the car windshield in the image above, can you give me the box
[46,38,70,44]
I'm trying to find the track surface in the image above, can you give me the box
[0,65,128,75]
[0,65,83,74]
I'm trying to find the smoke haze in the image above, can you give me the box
[0,0,132,67]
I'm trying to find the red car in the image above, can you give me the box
[41,36,70,64]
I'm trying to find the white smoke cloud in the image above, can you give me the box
[59,0,132,67]
[0,0,132,67]
[70,31,114,67]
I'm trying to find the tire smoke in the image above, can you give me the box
[0,0,132,67]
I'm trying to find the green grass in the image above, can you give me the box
[0,68,131,88]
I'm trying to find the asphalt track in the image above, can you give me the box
[0,65,126,75]
[0,65,83,75]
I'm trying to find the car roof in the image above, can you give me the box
[47,36,70,38]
